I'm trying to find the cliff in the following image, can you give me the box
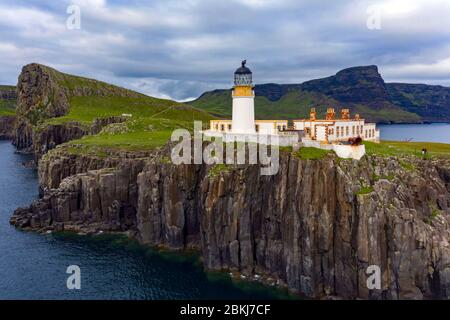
[189,65,450,123]
[0,115,15,139]
[11,146,450,299]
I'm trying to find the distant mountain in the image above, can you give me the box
[189,65,450,123]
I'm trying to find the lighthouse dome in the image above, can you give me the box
[234,60,252,75]
[234,60,252,86]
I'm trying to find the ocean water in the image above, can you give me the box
[378,123,450,143]
[0,141,290,300]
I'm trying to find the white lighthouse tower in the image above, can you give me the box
[232,60,255,134]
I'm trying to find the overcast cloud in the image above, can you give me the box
[0,0,449,101]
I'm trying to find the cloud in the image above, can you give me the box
[0,0,449,99]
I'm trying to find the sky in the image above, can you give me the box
[0,0,450,101]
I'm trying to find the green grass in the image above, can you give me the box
[399,160,416,171]
[365,141,450,158]
[293,147,332,160]
[356,186,374,195]
[46,96,210,125]
[354,104,421,123]
[207,164,230,178]
[68,117,201,151]
[425,207,442,224]
[190,90,340,120]
[73,130,172,151]
[0,85,15,90]
[44,95,212,151]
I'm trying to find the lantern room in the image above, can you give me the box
[234,60,252,86]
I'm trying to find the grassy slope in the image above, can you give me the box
[31,65,212,152]
[190,90,421,123]
[191,90,341,120]
[365,141,450,158]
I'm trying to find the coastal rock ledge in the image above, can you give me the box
[10,147,450,300]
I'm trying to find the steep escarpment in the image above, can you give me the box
[11,147,450,299]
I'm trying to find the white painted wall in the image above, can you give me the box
[333,144,366,160]
[232,96,255,134]
[256,122,274,134]
[316,126,327,141]
[294,119,379,142]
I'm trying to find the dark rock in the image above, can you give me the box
[10,147,450,300]
[0,115,16,139]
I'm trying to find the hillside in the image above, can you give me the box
[13,63,211,156]
[387,83,450,121]
[0,85,16,116]
[189,65,450,123]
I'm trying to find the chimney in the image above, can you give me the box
[310,108,317,121]
[326,107,335,120]
[341,108,350,120]
[355,113,361,120]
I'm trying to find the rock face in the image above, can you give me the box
[11,147,450,300]
[14,64,69,150]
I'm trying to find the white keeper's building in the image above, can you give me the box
[202,61,380,160]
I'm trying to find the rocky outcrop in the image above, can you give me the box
[38,145,154,190]
[32,116,128,159]
[10,148,450,300]
[12,162,145,234]
[0,115,15,139]
[14,64,69,150]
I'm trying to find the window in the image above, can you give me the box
[346,126,349,136]
[336,126,340,137]
[328,128,334,135]
[361,125,363,133]
[228,124,232,131]
[282,125,286,130]
[352,126,355,135]
[215,124,218,130]
[277,125,281,131]
[221,124,225,131]
[365,130,368,138]
[255,124,259,132]
[356,126,359,134]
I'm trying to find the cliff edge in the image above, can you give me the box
[10,145,450,300]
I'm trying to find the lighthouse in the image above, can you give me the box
[232,60,256,134]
